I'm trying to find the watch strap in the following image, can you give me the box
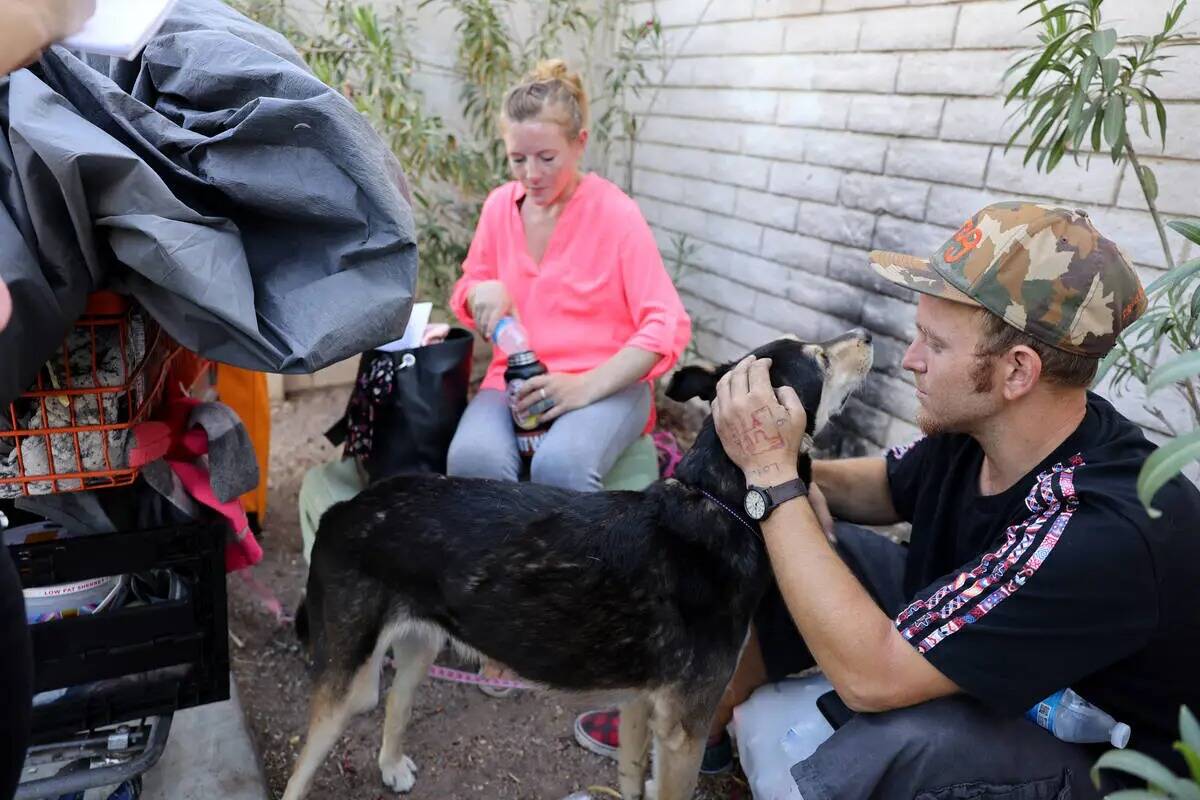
[764,477,808,509]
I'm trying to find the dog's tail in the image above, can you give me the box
[294,595,310,645]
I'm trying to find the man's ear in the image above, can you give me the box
[1003,345,1042,400]
[666,365,719,402]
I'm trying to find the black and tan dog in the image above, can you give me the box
[282,331,873,800]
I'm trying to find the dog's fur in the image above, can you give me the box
[282,331,873,800]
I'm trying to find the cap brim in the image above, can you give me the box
[868,250,979,307]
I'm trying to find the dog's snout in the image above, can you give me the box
[848,327,872,344]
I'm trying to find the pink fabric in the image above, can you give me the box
[450,173,691,432]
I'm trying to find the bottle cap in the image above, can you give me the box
[1110,722,1131,749]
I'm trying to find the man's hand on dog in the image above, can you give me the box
[515,372,596,423]
[712,356,806,487]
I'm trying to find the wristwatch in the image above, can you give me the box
[744,477,808,521]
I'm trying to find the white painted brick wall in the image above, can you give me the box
[619,0,1200,451]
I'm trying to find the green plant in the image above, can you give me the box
[1005,0,1188,269]
[1096,221,1200,513]
[1007,0,1200,510]
[1091,706,1200,798]
[232,0,663,314]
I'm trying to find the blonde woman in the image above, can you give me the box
[446,61,694,710]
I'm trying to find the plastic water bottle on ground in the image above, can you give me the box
[1026,688,1131,747]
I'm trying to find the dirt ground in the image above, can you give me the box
[227,386,750,800]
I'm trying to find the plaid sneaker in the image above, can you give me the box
[573,709,734,774]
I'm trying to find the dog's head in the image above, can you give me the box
[666,329,874,442]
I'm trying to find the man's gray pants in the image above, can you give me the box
[754,524,1105,800]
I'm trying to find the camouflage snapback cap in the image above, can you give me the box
[868,202,1147,357]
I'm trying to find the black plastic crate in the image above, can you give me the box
[8,518,230,744]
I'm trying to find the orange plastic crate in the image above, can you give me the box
[0,293,206,497]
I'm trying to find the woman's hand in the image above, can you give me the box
[468,280,513,339]
[515,372,598,423]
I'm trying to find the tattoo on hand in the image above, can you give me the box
[739,406,785,454]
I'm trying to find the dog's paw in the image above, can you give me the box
[380,754,418,793]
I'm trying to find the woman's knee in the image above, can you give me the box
[446,431,518,481]
[529,441,601,491]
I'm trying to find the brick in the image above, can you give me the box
[1149,46,1200,101]
[827,245,913,301]
[1101,0,1184,36]
[804,130,889,173]
[693,328,746,363]
[777,92,852,130]
[673,55,814,91]
[637,116,744,153]
[633,87,777,123]
[1127,103,1200,160]
[723,315,787,349]
[985,148,1121,206]
[639,196,704,237]
[886,139,990,187]
[768,162,842,203]
[707,213,767,253]
[954,1,1040,48]
[677,269,759,314]
[639,0,744,26]
[1098,376,1195,437]
[838,397,893,447]
[871,332,914,377]
[673,20,786,56]
[799,202,877,249]
[848,95,943,137]
[1086,205,1191,268]
[1115,157,1200,218]
[859,5,958,51]
[756,295,851,341]
[925,185,1002,228]
[808,53,900,93]
[635,142,771,190]
[823,0,901,10]
[939,97,1023,145]
[784,271,866,323]
[783,14,862,53]
[741,124,806,162]
[872,214,954,257]
[735,188,801,230]
[862,292,917,342]
[678,291,727,330]
[753,0,822,18]
[689,241,798,292]
[897,51,1016,97]
[858,371,920,426]
[839,173,929,220]
[633,169,737,215]
[761,228,833,273]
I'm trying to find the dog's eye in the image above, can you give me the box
[820,352,831,369]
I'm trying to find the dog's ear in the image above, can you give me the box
[666,365,719,402]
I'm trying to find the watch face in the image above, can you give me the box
[744,489,767,520]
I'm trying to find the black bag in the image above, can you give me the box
[327,328,474,482]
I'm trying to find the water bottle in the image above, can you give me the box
[493,317,552,457]
[1026,688,1131,748]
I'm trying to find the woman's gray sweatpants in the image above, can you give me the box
[446,383,651,491]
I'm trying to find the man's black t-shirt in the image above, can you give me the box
[886,393,1200,764]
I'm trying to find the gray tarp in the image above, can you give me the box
[0,0,417,406]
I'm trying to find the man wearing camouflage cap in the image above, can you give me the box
[704,202,1200,797]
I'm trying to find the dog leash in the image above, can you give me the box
[426,664,532,690]
[698,488,762,539]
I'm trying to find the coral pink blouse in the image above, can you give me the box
[450,173,691,432]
